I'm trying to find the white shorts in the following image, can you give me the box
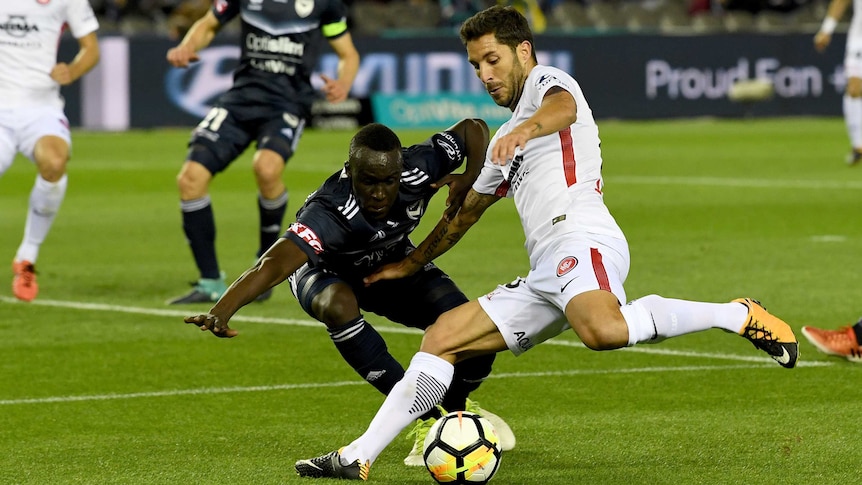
[478,233,630,356]
[846,38,862,79]
[0,104,71,175]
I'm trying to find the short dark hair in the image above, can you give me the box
[459,6,535,60]
[349,123,401,161]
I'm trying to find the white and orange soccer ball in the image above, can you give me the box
[422,411,502,484]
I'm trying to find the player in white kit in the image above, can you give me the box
[0,0,100,301]
[294,6,802,479]
[815,0,862,165]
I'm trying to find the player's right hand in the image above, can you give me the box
[364,260,417,286]
[166,45,200,67]
[185,313,238,338]
[814,32,831,52]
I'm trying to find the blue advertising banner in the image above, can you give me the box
[61,32,847,129]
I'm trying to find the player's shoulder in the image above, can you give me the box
[529,65,578,93]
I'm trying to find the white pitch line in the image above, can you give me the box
[0,363,798,406]
[0,296,828,367]
[610,175,862,190]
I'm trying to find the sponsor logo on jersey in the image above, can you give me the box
[246,33,304,56]
[556,256,578,276]
[1,15,39,38]
[369,230,386,242]
[214,0,229,14]
[536,73,557,89]
[435,132,461,161]
[288,222,324,254]
[295,0,315,18]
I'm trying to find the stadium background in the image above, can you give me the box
[63,0,847,130]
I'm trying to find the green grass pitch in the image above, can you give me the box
[1,118,860,484]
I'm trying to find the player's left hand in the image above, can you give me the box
[320,74,349,103]
[433,173,472,221]
[50,63,74,85]
[184,313,238,338]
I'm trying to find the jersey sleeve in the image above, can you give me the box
[530,67,579,107]
[284,201,348,265]
[320,0,350,39]
[428,130,466,179]
[211,0,240,25]
[66,0,99,38]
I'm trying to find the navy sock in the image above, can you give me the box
[853,321,862,344]
[258,191,288,257]
[441,354,496,411]
[181,196,220,279]
[328,316,405,395]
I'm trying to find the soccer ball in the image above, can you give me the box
[423,411,502,484]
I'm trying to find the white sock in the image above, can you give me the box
[340,352,454,466]
[843,94,862,149]
[15,174,67,263]
[621,295,748,346]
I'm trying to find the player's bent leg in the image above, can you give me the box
[565,290,630,350]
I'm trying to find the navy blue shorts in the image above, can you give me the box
[186,98,305,175]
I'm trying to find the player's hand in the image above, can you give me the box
[364,260,417,285]
[319,74,349,103]
[166,45,200,67]
[184,313,238,338]
[50,63,73,85]
[814,32,831,52]
[490,131,528,165]
[432,173,472,221]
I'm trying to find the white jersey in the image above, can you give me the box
[0,0,99,108]
[472,65,626,267]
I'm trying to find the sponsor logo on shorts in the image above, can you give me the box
[288,222,323,254]
[513,331,532,351]
[556,256,578,277]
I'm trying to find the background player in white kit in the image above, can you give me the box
[0,0,100,301]
[815,0,862,165]
[286,5,800,479]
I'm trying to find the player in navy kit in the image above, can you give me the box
[166,0,360,304]
[184,118,515,465]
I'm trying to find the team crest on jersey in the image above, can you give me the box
[295,0,314,17]
[556,256,578,276]
[406,200,423,220]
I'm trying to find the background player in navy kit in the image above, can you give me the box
[184,118,516,465]
[166,0,360,304]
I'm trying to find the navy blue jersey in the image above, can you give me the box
[211,0,349,117]
[285,130,467,280]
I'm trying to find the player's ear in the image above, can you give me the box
[517,41,532,63]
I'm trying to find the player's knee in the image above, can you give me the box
[574,314,628,351]
[310,284,359,327]
[176,161,210,199]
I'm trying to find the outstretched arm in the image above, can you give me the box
[364,188,500,284]
[432,118,490,220]
[490,86,577,165]
[815,0,851,52]
[166,10,221,67]
[51,31,100,86]
[185,238,309,337]
[319,33,360,103]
